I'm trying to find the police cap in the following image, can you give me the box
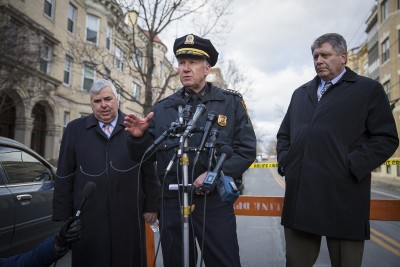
[173,34,219,67]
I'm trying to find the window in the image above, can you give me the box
[387,165,391,174]
[106,24,112,50]
[383,80,391,100]
[0,146,52,184]
[398,30,400,54]
[40,42,53,74]
[44,0,54,18]
[86,15,99,44]
[133,49,143,69]
[115,46,124,71]
[132,81,141,101]
[381,0,389,21]
[2,21,18,57]
[83,64,95,92]
[64,55,73,85]
[67,3,77,33]
[159,60,164,77]
[382,38,390,63]
[63,111,70,133]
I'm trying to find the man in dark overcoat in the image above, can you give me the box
[277,33,399,267]
[52,79,160,267]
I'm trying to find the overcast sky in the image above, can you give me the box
[159,0,377,149]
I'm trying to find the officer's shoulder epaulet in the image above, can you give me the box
[156,97,169,104]
[223,88,242,98]
[156,93,175,104]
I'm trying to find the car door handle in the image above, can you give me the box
[16,194,32,201]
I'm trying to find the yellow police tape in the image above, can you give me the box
[250,158,400,168]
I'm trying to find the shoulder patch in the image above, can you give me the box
[223,88,242,98]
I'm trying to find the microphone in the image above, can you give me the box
[144,123,177,154]
[197,111,218,153]
[205,129,219,149]
[75,182,96,218]
[202,145,234,191]
[144,99,186,154]
[174,98,186,124]
[181,103,206,139]
[206,129,219,171]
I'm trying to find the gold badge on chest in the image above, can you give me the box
[218,114,227,127]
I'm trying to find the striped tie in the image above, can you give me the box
[318,81,332,101]
[103,124,111,138]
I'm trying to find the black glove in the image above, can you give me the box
[55,218,82,249]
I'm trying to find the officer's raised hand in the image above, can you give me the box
[124,112,154,137]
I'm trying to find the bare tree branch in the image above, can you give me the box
[66,0,233,115]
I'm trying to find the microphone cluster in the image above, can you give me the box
[146,99,220,156]
[146,99,236,201]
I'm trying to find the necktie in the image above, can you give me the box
[318,81,332,101]
[103,124,111,138]
[191,94,199,113]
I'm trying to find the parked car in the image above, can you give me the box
[255,153,269,162]
[0,137,62,257]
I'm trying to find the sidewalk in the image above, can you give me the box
[371,174,400,193]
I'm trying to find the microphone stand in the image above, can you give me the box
[177,105,191,267]
[171,104,205,267]
[179,138,190,267]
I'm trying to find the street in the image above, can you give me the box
[236,167,400,267]
[57,166,400,267]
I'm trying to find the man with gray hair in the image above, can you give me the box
[53,79,160,267]
[277,33,398,266]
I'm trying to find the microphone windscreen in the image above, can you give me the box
[218,145,233,158]
[207,111,218,120]
[173,99,186,110]
[83,182,96,199]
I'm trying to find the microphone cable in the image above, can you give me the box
[136,151,146,267]
[135,146,164,267]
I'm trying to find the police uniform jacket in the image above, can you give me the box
[276,67,399,240]
[53,110,160,267]
[128,83,256,198]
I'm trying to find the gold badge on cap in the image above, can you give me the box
[218,115,227,127]
[184,34,194,45]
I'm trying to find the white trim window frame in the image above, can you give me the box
[40,42,53,74]
[44,0,55,19]
[83,63,96,92]
[86,14,99,44]
[132,80,141,101]
[382,38,390,63]
[67,3,77,34]
[133,49,143,69]
[115,46,124,71]
[64,55,73,85]
[106,24,112,51]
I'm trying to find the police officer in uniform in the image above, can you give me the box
[125,34,256,267]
